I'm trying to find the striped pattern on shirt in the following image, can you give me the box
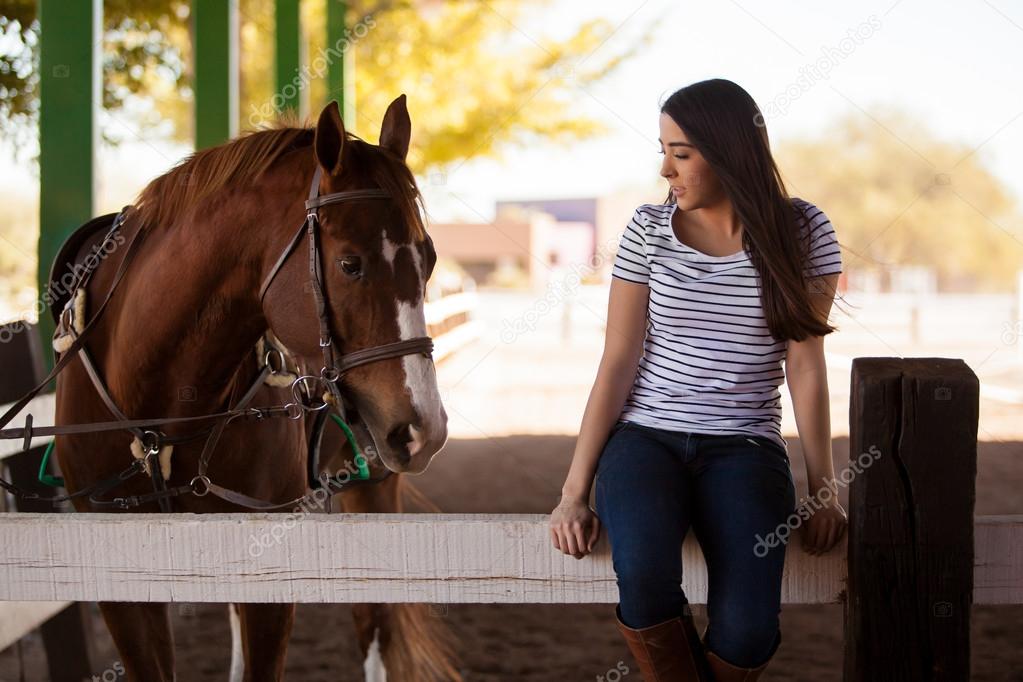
[610,197,843,451]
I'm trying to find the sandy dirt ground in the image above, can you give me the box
[2,288,1022,681]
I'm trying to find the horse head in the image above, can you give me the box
[262,96,447,476]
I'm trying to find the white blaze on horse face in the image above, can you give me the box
[363,626,387,681]
[382,234,446,460]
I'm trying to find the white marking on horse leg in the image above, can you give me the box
[363,626,387,682]
[228,603,244,682]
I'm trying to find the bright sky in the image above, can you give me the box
[426,0,1023,222]
[3,0,1022,225]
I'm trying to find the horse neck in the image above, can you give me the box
[102,165,308,418]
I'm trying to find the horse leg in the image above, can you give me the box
[341,476,463,682]
[233,602,295,682]
[97,602,175,681]
[350,603,391,681]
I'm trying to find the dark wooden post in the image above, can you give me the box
[844,357,978,681]
[0,321,95,681]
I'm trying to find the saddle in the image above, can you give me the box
[47,212,121,329]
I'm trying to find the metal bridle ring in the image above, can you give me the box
[264,347,287,374]
[141,430,161,455]
[284,402,304,420]
[190,475,211,497]
[320,366,340,383]
[290,375,329,412]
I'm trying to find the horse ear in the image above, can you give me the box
[379,94,411,160]
[314,100,346,175]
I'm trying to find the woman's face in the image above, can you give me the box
[658,112,724,208]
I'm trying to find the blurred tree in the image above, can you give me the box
[778,108,1023,291]
[0,0,648,174]
[0,2,39,159]
[1,0,193,154]
[0,0,649,306]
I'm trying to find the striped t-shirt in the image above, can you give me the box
[610,197,843,451]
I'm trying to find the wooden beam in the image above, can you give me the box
[0,512,1016,605]
[0,511,846,604]
[326,0,356,128]
[274,0,302,117]
[193,0,239,148]
[845,357,979,681]
[37,0,102,369]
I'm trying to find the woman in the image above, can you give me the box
[549,78,848,682]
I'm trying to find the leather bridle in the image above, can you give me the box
[258,164,434,422]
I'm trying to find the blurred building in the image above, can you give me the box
[497,192,656,260]
[427,212,581,289]
[426,190,664,289]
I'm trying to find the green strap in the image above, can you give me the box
[38,441,66,487]
[329,414,370,480]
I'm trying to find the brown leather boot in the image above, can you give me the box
[615,604,712,681]
[699,626,776,682]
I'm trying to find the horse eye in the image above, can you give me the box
[336,256,362,277]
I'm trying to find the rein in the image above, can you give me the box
[0,165,434,511]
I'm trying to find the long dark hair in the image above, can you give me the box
[660,78,845,341]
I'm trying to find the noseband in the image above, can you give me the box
[258,165,434,417]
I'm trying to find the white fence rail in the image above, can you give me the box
[0,513,1019,605]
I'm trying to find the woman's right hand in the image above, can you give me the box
[550,495,601,560]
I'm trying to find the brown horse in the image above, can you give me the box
[53,96,459,680]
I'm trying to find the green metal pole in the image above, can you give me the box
[326,0,355,129]
[274,0,302,118]
[193,0,239,149]
[37,0,101,369]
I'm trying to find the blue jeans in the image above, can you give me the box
[594,419,796,668]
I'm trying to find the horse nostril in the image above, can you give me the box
[406,424,426,458]
[386,423,413,459]
[386,423,426,460]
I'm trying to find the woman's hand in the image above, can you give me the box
[800,495,847,556]
[550,495,601,560]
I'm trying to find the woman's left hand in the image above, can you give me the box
[800,495,847,556]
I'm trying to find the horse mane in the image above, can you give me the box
[133,116,426,240]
